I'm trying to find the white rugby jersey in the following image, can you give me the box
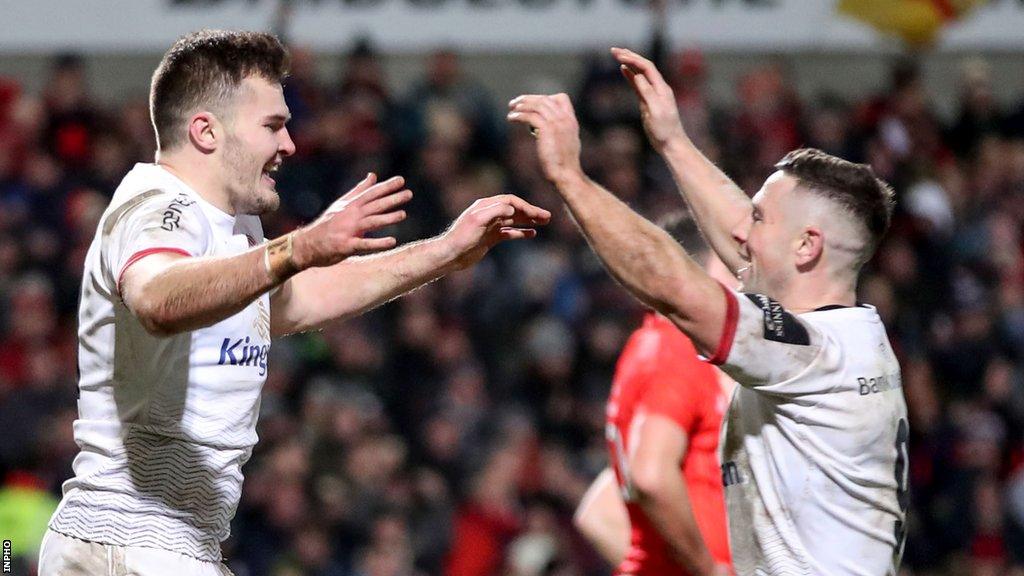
[50,163,271,561]
[709,289,907,576]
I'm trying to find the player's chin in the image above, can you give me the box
[262,191,281,213]
[250,187,281,215]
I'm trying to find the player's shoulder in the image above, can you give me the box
[798,304,886,345]
[629,315,722,421]
[104,165,207,231]
[736,292,818,347]
[618,319,661,373]
[615,315,670,387]
[804,304,897,369]
[642,314,718,386]
[110,163,176,202]
[645,314,699,355]
[619,314,699,371]
[800,303,883,324]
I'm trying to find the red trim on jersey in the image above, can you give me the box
[708,283,738,365]
[117,247,191,295]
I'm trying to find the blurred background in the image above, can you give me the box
[1,0,1024,575]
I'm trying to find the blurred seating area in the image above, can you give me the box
[1,44,1023,576]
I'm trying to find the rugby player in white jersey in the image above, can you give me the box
[39,30,549,576]
[508,48,907,576]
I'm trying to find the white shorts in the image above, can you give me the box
[37,530,232,576]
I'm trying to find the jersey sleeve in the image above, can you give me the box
[104,190,211,293]
[707,286,827,395]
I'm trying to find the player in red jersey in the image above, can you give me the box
[575,215,734,576]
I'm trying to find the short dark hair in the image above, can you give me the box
[656,210,710,261]
[150,29,290,151]
[774,148,895,262]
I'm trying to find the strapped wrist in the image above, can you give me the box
[264,233,299,283]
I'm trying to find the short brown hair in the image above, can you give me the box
[150,29,290,151]
[774,148,895,262]
[656,210,710,261]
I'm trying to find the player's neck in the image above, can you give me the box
[780,276,856,314]
[156,150,235,215]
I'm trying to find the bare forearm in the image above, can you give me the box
[637,481,716,576]
[581,518,629,567]
[283,236,455,333]
[132,248,276,335]
[574,469,630,566]
[661,137,752,273]
[556,174,705,317]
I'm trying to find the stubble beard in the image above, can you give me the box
[223,133,280,216]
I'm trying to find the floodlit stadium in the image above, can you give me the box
[1,1,1023,575]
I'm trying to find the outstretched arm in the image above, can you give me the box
[272,194,550,335]
[121,174,410,337]
[611,47,752,274]
[271,238,450,335]
[508,94,728,358]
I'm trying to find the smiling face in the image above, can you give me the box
[732,170,804,296]
[219,76,295,215]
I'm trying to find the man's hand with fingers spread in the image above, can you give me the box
[270,188,547,336]
[292,173,413,269]
[442,194,551,270]
[610,47,688,154]
[507,93,585,188]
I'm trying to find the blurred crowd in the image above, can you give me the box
[1,38,1024,576]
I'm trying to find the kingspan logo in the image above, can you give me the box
[219,335,270,376]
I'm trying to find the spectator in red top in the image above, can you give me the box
[41,53,98,171]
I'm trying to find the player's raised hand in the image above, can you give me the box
[292,173,413,269]
[610,47,688,154]
[442,194,551,270]
[507,93,584,187]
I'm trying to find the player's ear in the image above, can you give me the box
[187,111,220,153]
[796,226,823,269]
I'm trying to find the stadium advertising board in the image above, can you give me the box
[3,0,1024,51]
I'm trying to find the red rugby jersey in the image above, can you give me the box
[605,313,732,575]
